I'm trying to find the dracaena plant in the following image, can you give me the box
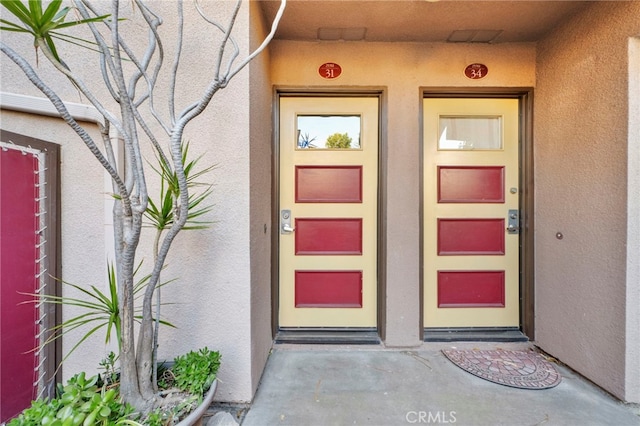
[144,140,215,389]
[0,0,286,414]
[20,262,175,367]
[0,0,109,61]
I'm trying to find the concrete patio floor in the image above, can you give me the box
[242,342,639,426]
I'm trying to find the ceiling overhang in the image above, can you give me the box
[259,1,592,43]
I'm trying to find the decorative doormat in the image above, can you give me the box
[442,349,562,389]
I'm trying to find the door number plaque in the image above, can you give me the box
[319,63,342,79]
[464,63,488,79]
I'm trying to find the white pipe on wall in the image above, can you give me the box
[1,91,104,125]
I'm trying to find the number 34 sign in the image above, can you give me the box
[464,63,488,79]
[318,62,342,80]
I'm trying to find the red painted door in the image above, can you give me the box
[279,97,378,327]
[423,98,520,327]
[0,146,41,422]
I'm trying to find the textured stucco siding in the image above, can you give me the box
[271,41,536,347]
[626,35,640,406]
[534,1,640,403]
[248,0,275,399]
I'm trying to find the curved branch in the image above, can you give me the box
[0,42,130,209]
[73,1,121,102]
[129,0,170,135]
[132,105,171,168]
[213,0,241,82]
[99,52,120,101]
[86,0,172,137]
[168,0,184,126]
[226,0,287,81]
[195,0,240,79]
[80,0,157,113]
[125,0,161,101]
[104,0,149,219]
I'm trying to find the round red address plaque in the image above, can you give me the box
[319,63,342,79]
[464,63,488,79]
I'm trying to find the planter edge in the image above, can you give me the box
[175,379,218,426]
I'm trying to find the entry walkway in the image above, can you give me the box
[242,342,639,426]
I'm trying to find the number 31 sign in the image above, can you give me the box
[319,63,342,80]
[464,63,488,79]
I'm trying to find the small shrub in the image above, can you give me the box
[325,132,352,148]
[8,348,220,425]
[171,347,221,397]
[8,372,136,426]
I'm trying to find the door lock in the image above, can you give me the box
[281,209,295,234]
[507,209,520,234]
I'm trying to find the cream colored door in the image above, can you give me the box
[279,97,378,328]
[423,98,520,328]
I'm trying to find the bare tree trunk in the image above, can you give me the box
[115,209,146,407]
[137,129,190,399]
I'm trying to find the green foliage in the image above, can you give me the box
[325,132,352,149]
[0,0,111,61]
[8,372,137,426]
[98,351,119,388]
[21,263,174,363]
[145,142,215,232]
[141,409,166,426]
[21,264,123,363]
[10,347,220,425]
[171,347,221,397]
[7,398,60,426]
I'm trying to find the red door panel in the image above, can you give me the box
[295,271,363,308]
[295,218,363,255]
[437,166,505,203]
[438,218,505,255]
[1,148,39,422]
[437,271,505,308]
[295,165,363,203]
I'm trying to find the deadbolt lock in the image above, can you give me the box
[507,209,520,234]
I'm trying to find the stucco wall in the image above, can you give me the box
[534,1,640,403]
[626,36,640,406]
[270,41,535,346]
[1,1,257,402]
[248,0,275,398]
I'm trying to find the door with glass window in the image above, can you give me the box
[423,98,520,328]
[279,97,378,328]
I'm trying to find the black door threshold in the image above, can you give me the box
[424,327,528,342]
[275,328,381,345]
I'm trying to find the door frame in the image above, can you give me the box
[271,89,387,342]
[420,88,535,340]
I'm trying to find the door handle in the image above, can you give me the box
[281,209,295,234]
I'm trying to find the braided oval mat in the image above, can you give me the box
[442,349,561,389]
